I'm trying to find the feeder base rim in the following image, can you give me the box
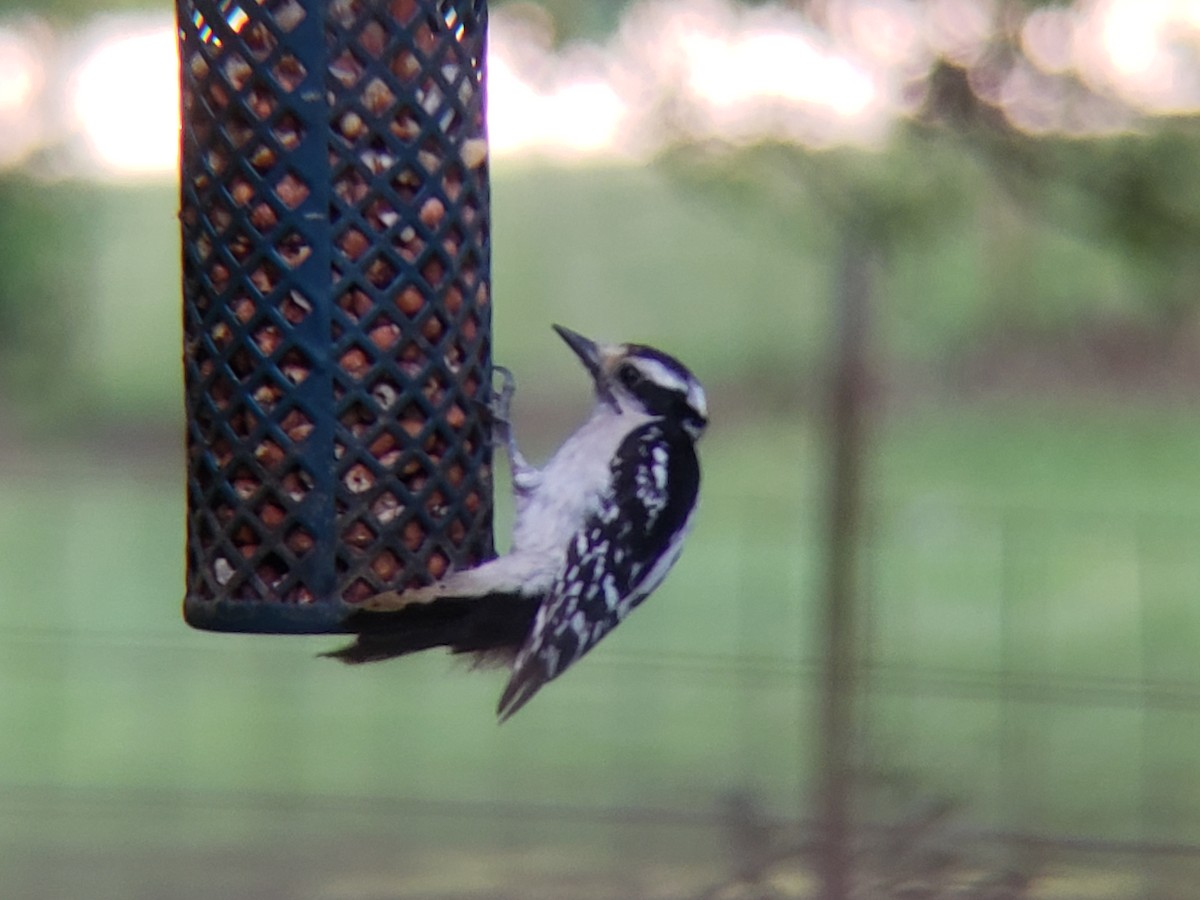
[183,596,352,634]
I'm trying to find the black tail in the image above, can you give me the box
[323,592,540,665]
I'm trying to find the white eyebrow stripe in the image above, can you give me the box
[634,357,690,394]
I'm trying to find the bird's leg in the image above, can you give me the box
[490,365,540,497]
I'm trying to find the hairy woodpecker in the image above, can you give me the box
[328,325,708,721]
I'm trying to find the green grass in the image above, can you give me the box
[1,406,1198,854]
[2,162,1199,893]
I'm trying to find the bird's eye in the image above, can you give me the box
[617,363,642,388]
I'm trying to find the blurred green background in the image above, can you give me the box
[2,0,1200,897]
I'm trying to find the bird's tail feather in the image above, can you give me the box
[323,592,539,665]
[495,663,546,722]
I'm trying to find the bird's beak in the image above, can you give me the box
[553,324,618,410]
[553,324,602,379]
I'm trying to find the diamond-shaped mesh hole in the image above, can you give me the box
[342,577,374,604]
[255,437,285,469]
[362,144,395,175]
[332,166,368,207]
[370,491,402,526]
[364,254,397,289]
[193,232,214,264]
[394,284,424,318]
[228,110,259,150]
[252,322,283,357]
[219,224,251,261]
[420,251,448,290]
[201,254,226,289]
[286,524,315,556]
[336,109,367,144]
[243,20,276,60]
[370,549,403,582]
[209,319,234,351]
[274,171,309,209]
[221,52,252,92]
[337,227,369,261]
[250,375,285,416]
[338,344,372,380]
[391,225,422,261]
[249,201,279,233]
[364,195,397,230]
[355,19,389,59]
[341,518,375,550]
[272,53,305,92]
[391,164,421,198]
[206,200,232,234]
[250,261,282,296]
[367,320,401,352]
[249,141,279,174]
[391,47,421,83]
[362,78,395,117]
[210,371,235,408]
[278,348,311,384]
[440,227,463,262]
[365,429,395,463]
[275,230,312,268]
[280,464,313,503]
[186,50,209,81]
[368,375,404,415]
[205,78,231,112]
[271,112,303,150]
[340,397,376,433]
[228,174,255,207]
[246,78,277,121]
[331,48,365,88]
[279,408,314,445]
[279,290,312,324]
[341,461,375,496]
[257,497,287,531]
[421,196,448,229]
[337,286,372,322]
[266,0,305,32]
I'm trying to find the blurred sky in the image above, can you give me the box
[2,0,1200,177]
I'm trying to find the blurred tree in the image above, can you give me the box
[662,0,1200,355]
[918,57,1200,330]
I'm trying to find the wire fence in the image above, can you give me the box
[850,498,1200,897]
[2,465,1199,897]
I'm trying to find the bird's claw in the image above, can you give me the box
[490,365,516,426]
[484,365,518,451]
[478,363,536,490]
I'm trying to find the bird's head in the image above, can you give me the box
[553,324,708,440]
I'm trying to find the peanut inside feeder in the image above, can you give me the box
[180,0,493,632]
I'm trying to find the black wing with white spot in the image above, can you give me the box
[496,421,701,720]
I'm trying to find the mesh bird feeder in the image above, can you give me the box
[178,0,493,633]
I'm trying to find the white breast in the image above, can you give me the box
[507,408,650,584]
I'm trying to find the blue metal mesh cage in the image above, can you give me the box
[178,0,493,633]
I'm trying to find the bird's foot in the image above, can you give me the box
[488,365,517,439]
